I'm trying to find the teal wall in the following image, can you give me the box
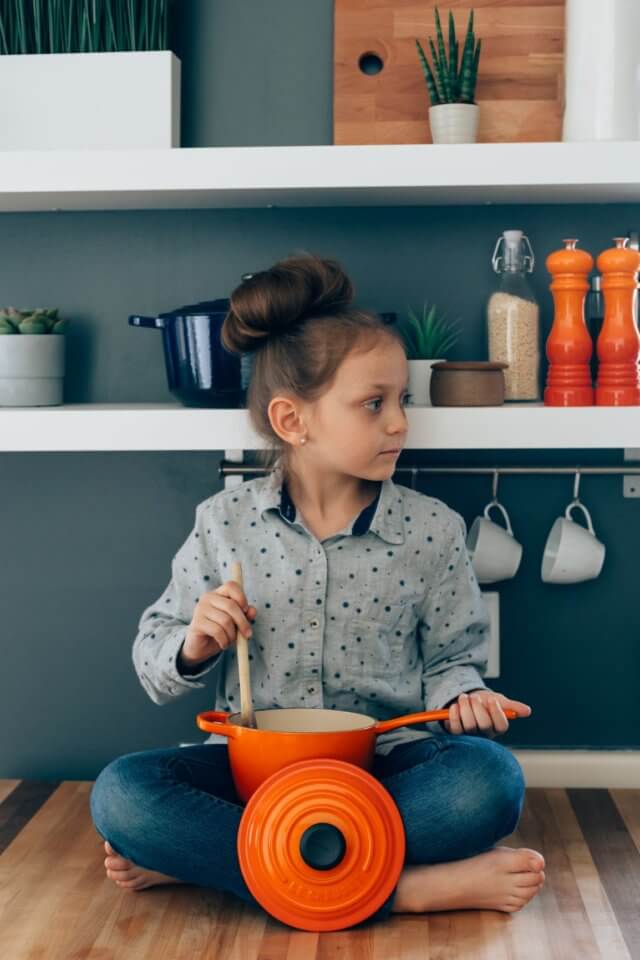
[1,0,638,780]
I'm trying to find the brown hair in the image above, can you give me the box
[221,252,404,471]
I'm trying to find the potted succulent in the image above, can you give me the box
[396,303,461,406]
[0,1,179,149]
[416,7,482,144]
[0,307,66,406]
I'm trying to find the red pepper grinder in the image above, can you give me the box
[595,237,640,406]
[544,238,594,406]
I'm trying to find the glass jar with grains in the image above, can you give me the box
[486,230,541,401]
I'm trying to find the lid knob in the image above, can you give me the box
[299,822,347,871]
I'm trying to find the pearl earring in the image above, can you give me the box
[300,436,307,445]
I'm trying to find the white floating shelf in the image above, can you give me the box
[0,403,638,451]
[2,142,640,211]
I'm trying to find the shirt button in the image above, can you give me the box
[309,618,320,628]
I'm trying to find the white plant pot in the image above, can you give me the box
[429,103,479,144]
[407,359,444,407]
[0,336,65,406]
[0,51,180,150]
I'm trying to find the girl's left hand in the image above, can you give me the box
[443,689,532,738]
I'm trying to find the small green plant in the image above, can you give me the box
[0,0,172,55]
[416,7,481,106]
[0,307,65,334]
[397,303,461,360]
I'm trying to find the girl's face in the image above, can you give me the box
[304,335,409,480]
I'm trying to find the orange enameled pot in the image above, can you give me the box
[196,706,518,803]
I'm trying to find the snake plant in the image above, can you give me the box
[416,7,481,106]
[0,1,172,55]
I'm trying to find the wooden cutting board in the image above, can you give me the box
[334,0,565,144]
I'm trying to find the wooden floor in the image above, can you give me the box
[0,780,639,959]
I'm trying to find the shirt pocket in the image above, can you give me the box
[348,599,418,679]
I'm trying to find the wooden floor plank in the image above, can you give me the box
[0,779,60,856]
[0,780,20,805]
[503,787,603,960]
[569,789,640,960]
[546,789,631,960]
[611,789,640,856]
[1,782,639,959]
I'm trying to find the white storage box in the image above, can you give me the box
[0,51,180,149]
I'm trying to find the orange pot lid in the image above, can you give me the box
[237,758,405,932]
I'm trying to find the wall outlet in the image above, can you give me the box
[481,591,500,678]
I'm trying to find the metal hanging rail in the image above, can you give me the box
[220,462,640,479]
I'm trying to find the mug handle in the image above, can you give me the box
[484,499,514,536]
[565,500,595,535]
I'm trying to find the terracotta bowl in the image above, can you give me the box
[430,361,508,406]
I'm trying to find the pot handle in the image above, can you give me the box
[196,710,240,738]
[128,315,166,329]
[374,707,518,735]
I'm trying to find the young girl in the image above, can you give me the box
[90,254,545,920]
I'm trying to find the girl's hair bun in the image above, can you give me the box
[222,253,354,354]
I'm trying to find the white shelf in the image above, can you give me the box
[0,403,638,451]
[2,142,640,211]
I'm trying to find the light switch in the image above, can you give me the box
[481,591,500,678]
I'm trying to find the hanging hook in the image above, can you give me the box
[491,469,500,502]
[573,470,581,502]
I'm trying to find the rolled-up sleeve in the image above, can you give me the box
[132,501,224,705]
[418,511,490,724]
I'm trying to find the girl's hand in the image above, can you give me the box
[181,580,257,669]
[442,690,532,738]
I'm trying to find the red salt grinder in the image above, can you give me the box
[544,238,594,406]
[595,237,640,406]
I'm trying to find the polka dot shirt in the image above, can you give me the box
[133,461,490,755]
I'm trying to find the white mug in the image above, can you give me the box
[541,500,605,584]
[467,500,523,584]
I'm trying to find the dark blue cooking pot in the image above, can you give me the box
[129,299,245,408]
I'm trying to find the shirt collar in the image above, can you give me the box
[257,461,405,544]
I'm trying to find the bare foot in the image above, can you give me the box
[103,840,185,892]
[392,846,545,914]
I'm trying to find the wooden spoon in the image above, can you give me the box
[230,561,256,728]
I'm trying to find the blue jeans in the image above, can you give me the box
[90,733,525,925]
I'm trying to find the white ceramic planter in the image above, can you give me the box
[0,51,180,150]
[429,103,479,144]
[407,359,444,407]
[0,336,65,406]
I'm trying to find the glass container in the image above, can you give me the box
[487,230,541,401]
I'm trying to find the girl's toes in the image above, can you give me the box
[105,855,130,871]
[107,867,138,882]
[516,869,546,888]
[522,881,543,904]
[116,877,146,890]
[104,841,131,868]
[526,849,545,870]
[503,899,522,913]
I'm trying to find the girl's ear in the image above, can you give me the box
[268,394,307,446]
